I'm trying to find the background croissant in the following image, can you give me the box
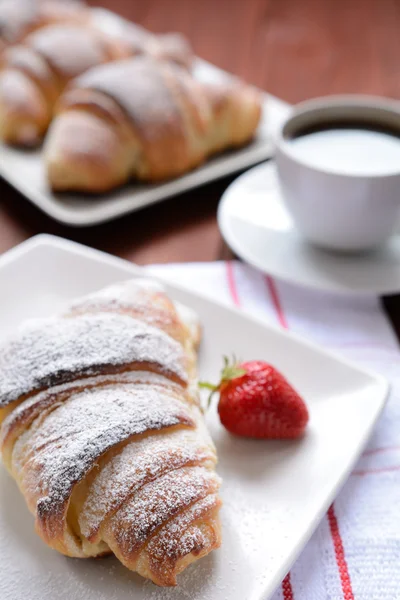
[0,5,192,146]
[0,0,89,51]
[45,56,262,191]
[0,279,222,587]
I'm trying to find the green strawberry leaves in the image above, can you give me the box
[199,355,246,408]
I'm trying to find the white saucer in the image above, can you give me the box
[218,161,400,295]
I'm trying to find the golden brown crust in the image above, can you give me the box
[0,5,193,146]
[44,56,262,191]
[204,78,262,152]
[45,108,136,191]
[68,59,205,180]
[102,466,220,574]
[1,44,60,105]
[65,280,187,345]
[0,67,50,145]
[144,496,222,586]
[0,21,120,145]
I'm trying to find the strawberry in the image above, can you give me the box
[200,358,308,439]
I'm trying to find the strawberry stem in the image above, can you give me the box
[198,381,219,408]
[198,382,217,391]
[199,356,247,410]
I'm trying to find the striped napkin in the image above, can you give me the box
[149,260,400,600]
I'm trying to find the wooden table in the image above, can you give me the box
[1,0,400,325]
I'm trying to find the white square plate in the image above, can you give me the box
[0,235,388,600]
[0,60,290,227]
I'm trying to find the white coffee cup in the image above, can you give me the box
[275,95,400,252]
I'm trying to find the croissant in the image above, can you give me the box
[44,56,262,191]
[0,278,222,587]
[0,8,192,146]
[0,0,89,51]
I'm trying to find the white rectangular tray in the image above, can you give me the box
[0,235,388,600]
[0,59,290,227]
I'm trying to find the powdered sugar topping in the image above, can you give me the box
[14,383,195,526]
[106,466,220,555]
[147,493,220,561]
[0,312,187,407]
[74,57,187,140]
[79,424,216,540]
[0,275,222,587]
[0,370,183,454]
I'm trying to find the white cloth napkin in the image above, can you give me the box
[148,260,400,600]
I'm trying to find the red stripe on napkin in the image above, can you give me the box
[353,464,400,476]
[265,276,288,329]
[327,506,355,600]
[282,573,294,600]
[363,444,400,457]
[225,261,241,307]
[266,276,355,600]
